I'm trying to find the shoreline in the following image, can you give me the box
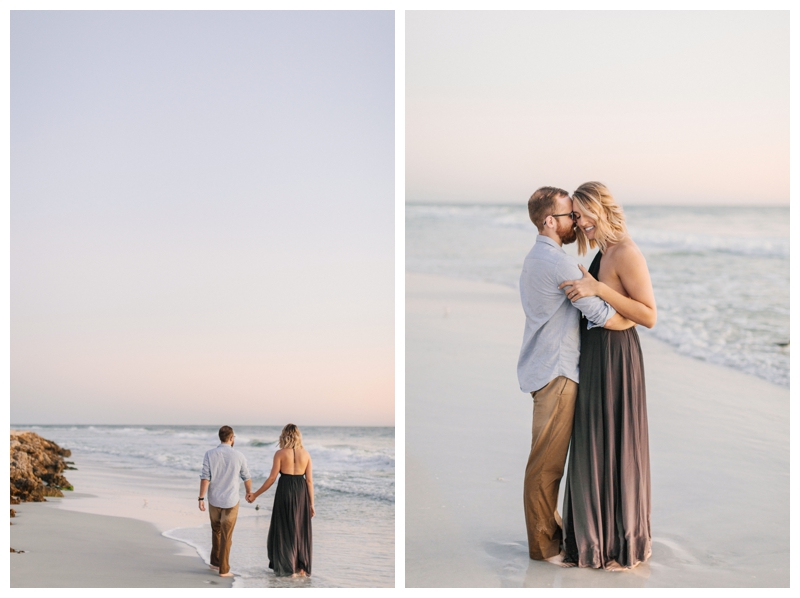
[405,272,789,587]
[10,493,232,588]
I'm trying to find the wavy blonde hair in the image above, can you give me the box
[572,182,627,255]
[278,423,303,449]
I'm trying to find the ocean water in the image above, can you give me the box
[407,204,789,387]
[18,424,394,588]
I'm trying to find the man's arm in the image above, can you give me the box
[240,455,253,502]
[198,479,209,511]
[558,257,618,326]
[199,452,211,511]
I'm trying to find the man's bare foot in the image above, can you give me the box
[209,565,219,571]
[219,572,234,577]
[545,552,576,568]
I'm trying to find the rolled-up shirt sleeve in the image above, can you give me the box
[557,257,616,327]
[239,456,251,481]
[200,451,211,480]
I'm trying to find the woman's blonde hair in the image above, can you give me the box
[572,182,627,255]
[278,423,303,449]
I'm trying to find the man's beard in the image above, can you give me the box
[558,222,577,245]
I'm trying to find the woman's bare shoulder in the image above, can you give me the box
[607,237,644,264]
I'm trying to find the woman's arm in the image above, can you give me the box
[306,457,315,518]
[559,246,657,328]
[253,451,282,499]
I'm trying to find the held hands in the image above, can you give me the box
[559,264,601,302]
[245,492,256,503]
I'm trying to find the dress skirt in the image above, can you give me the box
[267,473,312,576]
[561,252,652,569]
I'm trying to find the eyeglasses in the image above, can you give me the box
[545,212,580,225]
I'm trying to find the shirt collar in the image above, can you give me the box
[536,234,565,253]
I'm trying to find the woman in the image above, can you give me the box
[249,423,315,577]
[558,182,657,570]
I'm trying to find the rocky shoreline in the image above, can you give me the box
[10,430,75,504]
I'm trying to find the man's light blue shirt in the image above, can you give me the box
[200,444,251,509]
[517,235,617,393]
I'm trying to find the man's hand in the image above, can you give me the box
[245,493,255,503]
[559,264,602,301]
[199,499,206,512]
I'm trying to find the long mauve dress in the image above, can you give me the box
[561,251,652,568]
[267,459,312,576]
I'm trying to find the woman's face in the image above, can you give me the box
[574,202,598,241]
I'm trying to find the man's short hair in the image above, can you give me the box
[528,186,569,232]
[218,426,234,443]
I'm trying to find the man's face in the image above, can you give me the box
[555,195,577,245]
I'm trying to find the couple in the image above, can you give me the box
[198,424,315,578]
[518,182,656,570]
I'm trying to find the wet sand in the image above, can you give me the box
[10,493,233,588]
[405,272,789,588]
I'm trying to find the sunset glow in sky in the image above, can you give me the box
[407,11,788,206]
[11,11,395,426]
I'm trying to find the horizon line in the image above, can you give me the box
[406,200,790,208]
[10,423,396,428]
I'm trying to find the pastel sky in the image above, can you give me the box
[11,11,395,426]
[407,11,788,205]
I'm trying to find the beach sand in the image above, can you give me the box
[10,494,233,588]
[406,272,789,588]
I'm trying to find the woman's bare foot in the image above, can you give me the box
[603,560,627,572]
[545,552,577,568]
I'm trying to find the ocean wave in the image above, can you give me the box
[29,428,396,504]
[314,479,395,504]
[248,439,278,447]
[631,229,788,259]
[306,444,395,470]
[408,204,528,228]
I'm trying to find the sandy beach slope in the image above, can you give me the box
[10,494,232,588]
[406,272,788,588]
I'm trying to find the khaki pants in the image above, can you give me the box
[209,502,240,574]
[523,376,578,560]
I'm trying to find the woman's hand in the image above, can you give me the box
[310,505,316,518]
[559,264,602,301]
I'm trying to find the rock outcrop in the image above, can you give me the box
[10,431,74,503]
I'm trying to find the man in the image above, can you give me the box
[198,425,252,577]
[517,186,631,563]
